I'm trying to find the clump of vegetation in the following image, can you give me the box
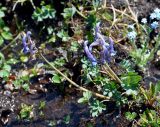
[0,0,160,126]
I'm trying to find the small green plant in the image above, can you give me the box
[0,52,14,79]
[78,91,92,103]
[51,74,62,84]
[81,58,100,84]
[121,72,142,90]
[57,29,70,42]
[0,4,6,18]
[140,82,160,106]
[125,112,137,121]
[0,5,12,45]
[70,41,79,52]
[0,62,11,78]
[19,103,34,120]
[138,109,160,127]
[32,4,56,22]
[127,10,160,69]
[38,101,46,117]
[63,115,71,125]
[61,6,76,20]
[89,99,106,117]
[78,92,106,117]
[13,75,30,90]
[39,101,46,110]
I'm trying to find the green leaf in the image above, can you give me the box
[52,74,61,83]
[22,83,30,91]
[0,11,5,18]
[61,6,76,19]
[3,27,10,32]
[0,19,5,28]
[78,91,92,103]
[3,64,11,72]
[63,115,70,124]
[57,29,70,42]
[0,70,9,77]
[39,101,46,110]
[48,35,56,43]
[102,11,113,21]
[125,112,137,121]
[89,99,106,117]
[83,91,92,100]
[0,52,4,65]
[121,72,142,90]
[1,31,12,40]
[155,81,160,96]
[6,58,18,64]
[0,36,4,46]
[20,56,29,63]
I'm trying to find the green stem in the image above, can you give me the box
[39,52,111,100]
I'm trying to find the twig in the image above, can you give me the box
[39,52,111,100]
[100,67,116,81]
[72,4,87,19]
[103,63,122,84]
[125,0,139,31]
[99,6,137,22]
[1,33,21,52]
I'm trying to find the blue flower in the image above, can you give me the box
[96,32,108,46]
[154,8,160,14]
[127,31,137,40]
[89,40,100,52]
[100,45,110,63]
[150,13,157,19]
[156,13,160,20]
[94,22,101,40]
[84,41,97,66]
[150,8,160,20]
[151,21,159,29]
[141,18,147,24]
[22,34,30,54]
[128,24,134,30]
[26,31,32,38]
[84,22,116,65]
[22,31,37,55]
[109,37,116,56]
[97,33,115,63]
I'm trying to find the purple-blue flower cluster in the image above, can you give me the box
[22,31,37,55]
[84,23,116,66]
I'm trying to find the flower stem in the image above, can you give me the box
[39,52,111,100]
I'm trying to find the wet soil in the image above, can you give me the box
[2,82,128,127]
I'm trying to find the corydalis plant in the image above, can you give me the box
[84,22,116,65]
[22,31,37,59]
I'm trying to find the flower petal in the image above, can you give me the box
[84,41,97,66]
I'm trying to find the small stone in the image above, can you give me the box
[4,84,14,91]
[3,91,11,96]
[28,89,37,94]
